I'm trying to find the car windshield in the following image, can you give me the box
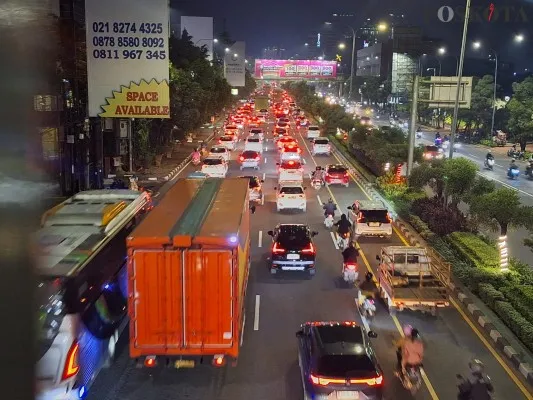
[316,355,377,379]
[260,109,268,112]
[203,158,223,165]
[250,129,262,134]
[277,225,310,248]
[247,138,260,143]
[309,126,319,131]
[210,147,226,153]
[425,146,439,152]
[360,210,389,223]
[281,161,302,169]
[280,186,303,194]
[275,128,287,134]
[220,136,233,141]
[314,139,329,145]
[277,122,288,126]
[328,166,347,174]
[284,146,298,152]
[242,151,258,158]
[226,126,237,129]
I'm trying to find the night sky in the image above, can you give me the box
[171,0,533,70]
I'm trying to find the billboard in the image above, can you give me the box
[427,76,473,109]
[86,0,170,118]
[224,41,246,87]
[254,59,337,80]
[181,16,214,61]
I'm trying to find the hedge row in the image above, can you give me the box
[501,286,533,326]
[494,300,533,353]
[446,232,500,269]
[408,215,435,241]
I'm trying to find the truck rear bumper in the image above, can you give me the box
[134,353,235,369]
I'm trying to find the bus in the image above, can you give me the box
[35,190,152,400]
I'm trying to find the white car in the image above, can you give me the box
[275,121,290,132]
[244,137,263,153]
[312,138,331,156]
[277,117,290,124]
[276,182,307,212]
[239,150,261,170]
[201,157,228,177]
[280,144,303,163]
[249,128,264,140]
[225,125,239,135]
[307,125,321,140]
[277,160,304,183]
[208,146,230,162]
[218,135,237,151]
[258,109,269,118]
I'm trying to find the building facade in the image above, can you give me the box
[261,47,287,59]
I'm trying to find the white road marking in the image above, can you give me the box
[316,195,323,205]
[330,232,340,250]
[240,314,246,346]
[264,157,267,163]
[262,172,266,181]
[153,192,160,198]
[258,230,263,247]
[253,295,261,331]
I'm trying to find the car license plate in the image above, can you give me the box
[369,222,380,227]
[286,254,300,260]
[174,360,195,369]
[282,266,304,270]
[336,391,359,399]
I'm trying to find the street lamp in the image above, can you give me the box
[377,22,387,32]
[515,34,524,43]
[304,43,309,46]
[225,47,230,53]
[472,41,498,135]
[427,67,436,76]
[438,47,446,55]
[472,41,481,49]
[233,53,238,57]
[213,38,218,43]
[338,43,346,50]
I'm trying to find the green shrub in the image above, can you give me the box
[479,139,496,147]
[446,232,499,269]
[477,283,505,308]
[501,286,533,326]
[509,258,533,285]
[493,301,533,353]
[408,215,435,240]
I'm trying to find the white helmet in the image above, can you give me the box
[403,324,413,337]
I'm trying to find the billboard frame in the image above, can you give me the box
[254,59,337,80]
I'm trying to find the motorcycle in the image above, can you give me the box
[324,214,334,229]
[337,231,350,250]
[484,158,495,170]
[398,365,422,395]
[508,149,525,160]
[342,262,359,284]
[192,152,201,166]
[434,137,442,147]
[311,178,323,190]
[526,165,533,180]
[508,166,520,180]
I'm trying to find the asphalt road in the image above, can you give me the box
[419,131,533,265]
[87,116,532,400]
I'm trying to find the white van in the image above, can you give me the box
[307,125,321,140]
[312,137,331,156]
[244,137,263,153]
[347,200,392,239]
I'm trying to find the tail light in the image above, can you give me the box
[386,213,392,222]
[212,355,225,367]
[144,356,157,368]
[218,140,222,144]
[301,243,315,254]
[62,341,80,380]
[239,156,244,161]
[351,375,384,386]
[297,148,301,153]
[344,172,349,178]
[345,263,357,270]
[311,374,383,387]
[272,242,286,254]
[255,156,260,160]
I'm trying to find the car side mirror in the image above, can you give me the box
[347,206,353,210]
[368,331,378,339]
[296,330,304,338]
[311,231,319,237]
[250,205,256,214]
[267,230,274,236]
[376,255,381,261]
[260,180,265,183]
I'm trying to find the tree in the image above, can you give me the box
[457,75,495,136]
[507,77,533,150]
[409,161,446,199]
[239,70,257,99]
[443,157,478,207]
[360,77,382,104]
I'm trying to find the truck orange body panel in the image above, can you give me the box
[126,178,250,360]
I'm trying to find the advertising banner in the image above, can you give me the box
[254,59,337,80]
[86,0,170,118]
[224,41,246,87]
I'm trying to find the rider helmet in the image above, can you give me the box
[469,359,485,374]
[410,328,420,339]
[403,324,413,337]
[488,149,492,153]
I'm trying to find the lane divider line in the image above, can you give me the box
[262,172,266,181]
[329,232,340,250]
[258,230,263,248]
[316,195,323,206]
[253,295,261,331]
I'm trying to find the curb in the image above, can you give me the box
[331,139,533,387]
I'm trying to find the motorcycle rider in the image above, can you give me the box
[457,359,494,400]
[312,166,325,183]
[342,242,359,264]
[323,198,337,218]
[192,148,201,165]
[396,325,424,374]
[509,158,517,171]
[485,149,494,161]
[334,213,352,238]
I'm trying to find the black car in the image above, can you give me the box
[296,322,383,400]
[267,224,317,276]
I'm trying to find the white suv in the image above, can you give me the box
[306,125,321,140]
[201,157,228,178]
[275,182,307,212]
[244,137,263,153]
[208,146,230,162]
[312,138,331,156]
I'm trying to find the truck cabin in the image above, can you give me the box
[376,246,431,277]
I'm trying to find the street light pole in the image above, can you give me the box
[349,26,356,99]
[490,52,498,136]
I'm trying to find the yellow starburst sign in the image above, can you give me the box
[99,79,170,118]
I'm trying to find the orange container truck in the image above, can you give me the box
[126,177,252,369]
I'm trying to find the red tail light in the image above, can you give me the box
[239,156,244,161]
[301,243,315,254]
[144,357,157,368]
[344,172,349,178]
[272,242,285,254]
[288,160,294,165]
[350,375,384,386]
[62,341,80,380]
[345,263,357,270]
[386,213,392,222]
[218,140,222,144]
[310,373,383,387]
[255,156,260,160]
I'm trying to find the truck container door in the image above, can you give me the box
[130,249,184,350]
[183,249,234,349]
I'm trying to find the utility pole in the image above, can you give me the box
[348,27,356,99]
[449,0,472,159]
[407,75,419,177]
